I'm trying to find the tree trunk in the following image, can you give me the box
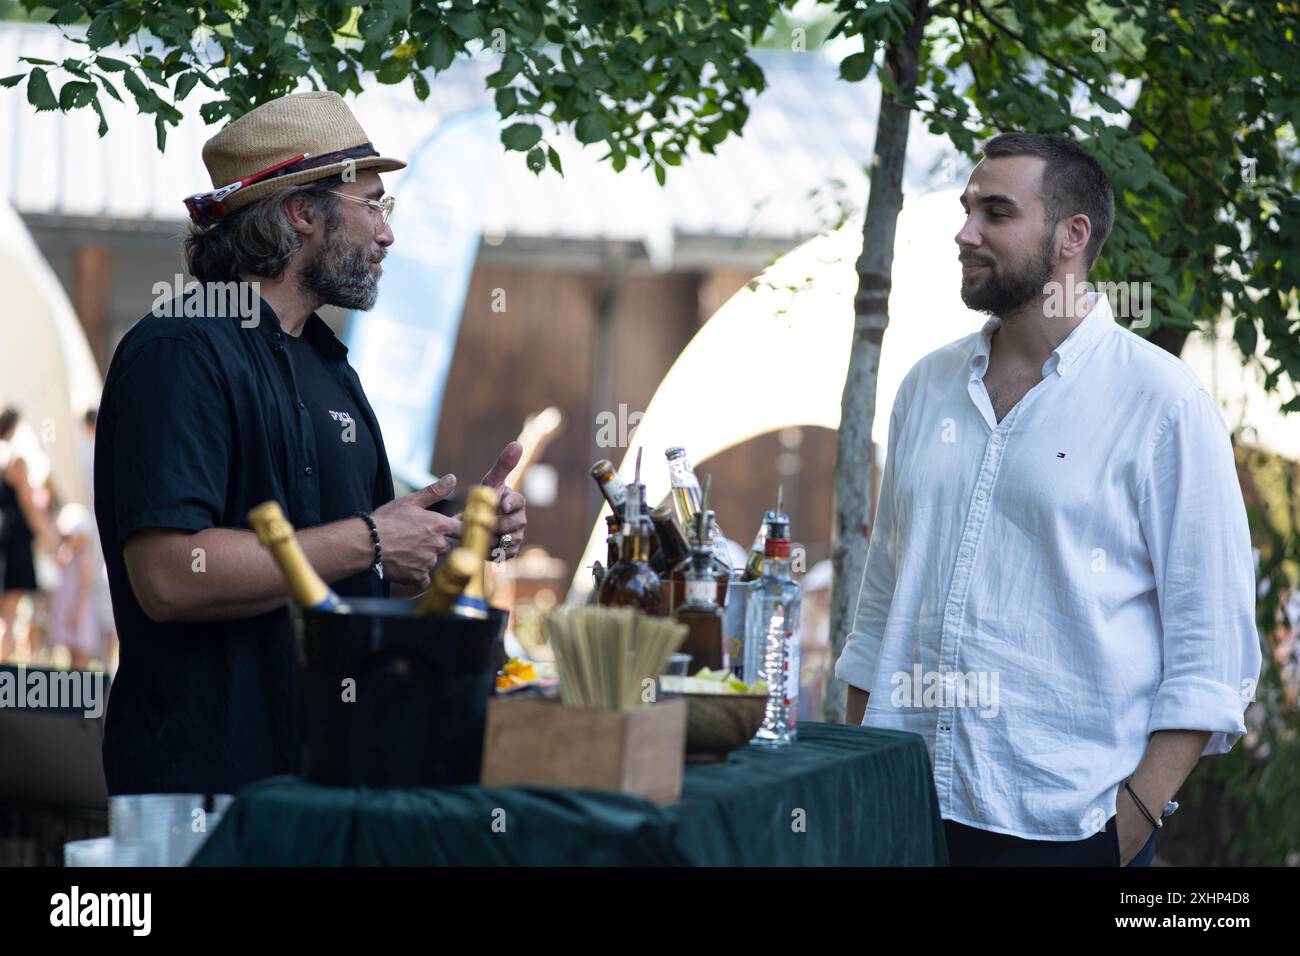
[823,0,929,722]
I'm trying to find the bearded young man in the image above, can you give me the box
[94,92,527,795]
[835,132,1260,866]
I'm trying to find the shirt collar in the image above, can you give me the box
[253,297,349,360]
[968,291,1115,379]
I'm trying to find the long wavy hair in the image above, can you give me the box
[183,175,344,283]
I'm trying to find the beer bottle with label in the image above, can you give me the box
[665,447,733,570]
[590,459,628,513]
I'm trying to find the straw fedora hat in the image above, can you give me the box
[185,91,406,223]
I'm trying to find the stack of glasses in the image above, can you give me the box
[64,794,235,867]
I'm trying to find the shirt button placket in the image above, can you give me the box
[934,427,1008,811]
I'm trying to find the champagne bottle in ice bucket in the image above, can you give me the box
[413,548,479,616]
[445,485,500,620]
[248,501,349,613]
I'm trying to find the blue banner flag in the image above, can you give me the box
[343,108,501,489]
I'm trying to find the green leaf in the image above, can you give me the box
[547,145,563,175]
[840,51,873,83]
[199,100,227,124]
[175,72,198,100]
[60,58,90,80]
[357,10,395,44]
[378,57,407,84]
[96,56,128,72]
[0,74,23,88]
[501,122,542,151]
[1234,317,1258,357]
[410,10,438,35]
[90,95,108,136]
[155,115,168,152]
[526,145,546,173]
[59,80,96,110]
[26,68,56,111]
[122,69,147,100]
[50,4,84,26]
[95,73,123,102]
[494,86,518,117]
[87,13,116,51]
[487,50,524,87]
[544,24,566,44]
[447,11,484,40]
[574,113,609,144]
[412,70,430,100]
[429,32,454,71]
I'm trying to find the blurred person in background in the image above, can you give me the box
[80,406,118,672]
[0,405,60,661]
[49,503,105,671]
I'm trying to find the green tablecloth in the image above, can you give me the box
[192,723,947,866]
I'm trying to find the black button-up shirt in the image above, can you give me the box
[94,296,395,795]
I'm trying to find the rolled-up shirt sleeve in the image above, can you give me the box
[834,389,906,696]
[1137,386,1261,755]
[108,336,233,545]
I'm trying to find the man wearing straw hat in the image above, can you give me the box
[93,91,527,796]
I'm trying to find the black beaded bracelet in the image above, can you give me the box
[355,511,383,580]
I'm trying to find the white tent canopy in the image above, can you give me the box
[0,199,102,506]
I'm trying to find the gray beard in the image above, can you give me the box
[300,228,381,311]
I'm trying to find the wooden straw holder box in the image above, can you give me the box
[480,697,687,805]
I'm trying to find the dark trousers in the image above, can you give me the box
[944,814,1158,867]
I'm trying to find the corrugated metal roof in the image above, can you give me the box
[0,22,960,245]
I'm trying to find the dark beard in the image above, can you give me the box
[300,221,381,311]
[960,228,1057,316]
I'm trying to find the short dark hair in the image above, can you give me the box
[183,175,344,284]
[981,132,1115,270]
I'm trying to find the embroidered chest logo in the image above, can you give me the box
[1056,452,1066,459]
[328,410,354,425]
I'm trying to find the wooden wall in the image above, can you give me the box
[432,264,839,581]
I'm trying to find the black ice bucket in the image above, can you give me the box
[294,598,507,788]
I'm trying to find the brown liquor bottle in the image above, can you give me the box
[674,514,728,671]
[605,513,622,569]
[597,489,662,616]
[650,503,691,578]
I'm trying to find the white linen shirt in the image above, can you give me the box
[835,293,1261,840]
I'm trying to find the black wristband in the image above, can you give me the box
[355,511,383,580]
[1123,780,1162,830]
